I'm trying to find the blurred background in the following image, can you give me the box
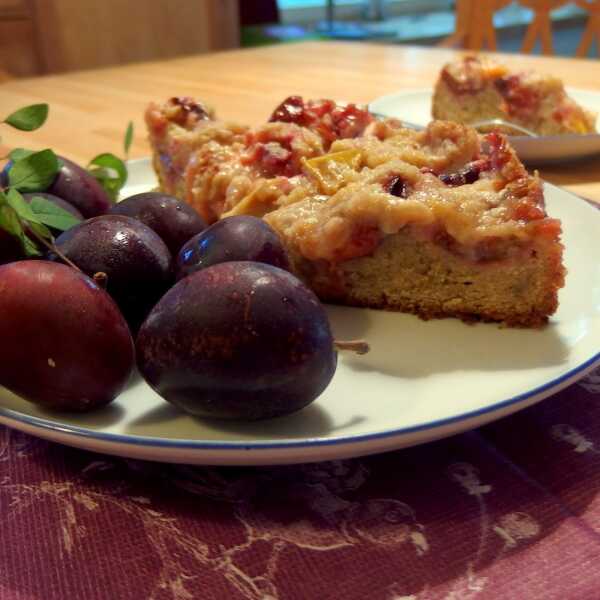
[0,0,598,81]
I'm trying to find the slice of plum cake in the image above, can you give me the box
[432,55,596,136]
[147,96,565,326]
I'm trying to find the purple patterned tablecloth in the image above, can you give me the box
[1,365,599,600]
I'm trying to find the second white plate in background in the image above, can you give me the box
[369,88,600,165]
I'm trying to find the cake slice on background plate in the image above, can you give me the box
[432,55,597,136]
[146,95,566,327]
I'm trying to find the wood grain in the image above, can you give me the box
[519,0,568,55]
[30,0,240,74]
[0,19,40,77]
[576,0,600,57]
[0,0,29,18]
[1,42,600,200]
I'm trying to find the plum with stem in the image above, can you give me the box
[137,261,337,420]
[0,261,135,411]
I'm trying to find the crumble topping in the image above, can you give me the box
[147,95,561,265]
[265,155,557,264]
[269,96,374,149]
[241,122,324,178]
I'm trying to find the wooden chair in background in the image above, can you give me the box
[437,0,474,48]
[519,0,568,55]
[440,0,573,56]
[469,0,513,50]
[575,0,600,56]
[439,0,512,51]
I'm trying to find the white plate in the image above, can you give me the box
[0,159,598,465]
[369,88,600,165]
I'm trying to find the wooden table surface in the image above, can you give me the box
[2,41,600,201]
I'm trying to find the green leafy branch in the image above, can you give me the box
[0,188,79,257]
[4,104,48,131]
[0,104,73,256]
[1,104,134,258]
[87,120,134,202]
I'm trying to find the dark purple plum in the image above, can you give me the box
[110,192,207,255]
[0,161,12,188]
[47,156,111,218]
[0,229,23,265]
[137,261,337,420]
[0,261,134,411]
[53,214,173,330]
[176,215,290,281]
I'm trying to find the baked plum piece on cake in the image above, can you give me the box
[432,55,596,136]
[265,125,565,327]
[145,96,374,223]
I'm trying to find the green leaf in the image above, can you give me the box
[0,202,39,257]
[6,188,42,224]
[29,195,80,231]
[124,121,134,157]
[88,166,116,180]
[9,148,36,161]
[88,167,121,202]
[8,149,59,192]
[22,234,41,257]
[27,220,53,242]
[0,201,22,239]
[4,104,49,131]
[88,152,127,202]
[89,153,127,184]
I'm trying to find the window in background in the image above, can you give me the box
[241,1,593,57]
[274,0,454,41]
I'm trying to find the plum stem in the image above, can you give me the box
[334,339,370,355]
[26,226,82,273]
[93,272,108,289]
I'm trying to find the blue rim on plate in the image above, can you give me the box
[1,352,598,451]
[1,163,598,460]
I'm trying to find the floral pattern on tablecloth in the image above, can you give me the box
[1,365,600,600]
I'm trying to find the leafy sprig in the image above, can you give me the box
[0,188,79,257]
[88,152,128,203]
[8,149,60,192]
[88,121,134,202]
[124,121,134,157]
[0,105,133,258]
[4,104,48,132]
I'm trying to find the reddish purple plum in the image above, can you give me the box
[0,261,135,411]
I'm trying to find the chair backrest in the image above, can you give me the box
[440,0,572,56]
[574,0,600,57]
[519,0,569,55]
[440,0,511,51]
